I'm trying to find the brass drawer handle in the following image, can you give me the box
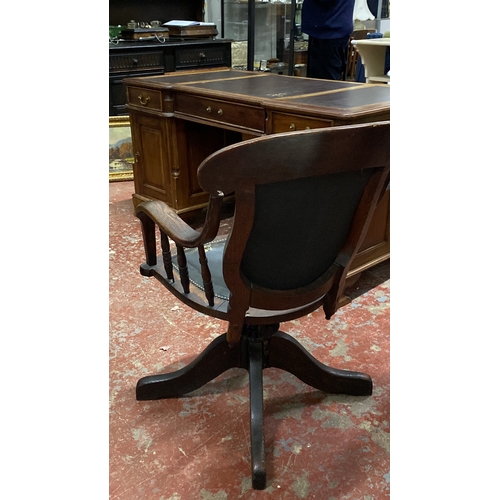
[206,106,212,113]
[289,123,296,131]
[218,109,223,116]
[137,94,150,106]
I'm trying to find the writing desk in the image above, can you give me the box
[124,68,390,281]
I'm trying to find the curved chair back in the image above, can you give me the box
[197,122,390,336]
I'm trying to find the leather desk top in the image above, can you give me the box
[124,69,390,120]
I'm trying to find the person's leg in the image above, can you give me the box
[307,36,349,80]
[307,37,326,79]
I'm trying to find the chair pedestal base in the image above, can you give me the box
[136,326,372,490]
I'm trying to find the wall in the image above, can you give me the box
[363,18,390,34]
[109,0,203,26]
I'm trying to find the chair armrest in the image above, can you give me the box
[135,192,224,248]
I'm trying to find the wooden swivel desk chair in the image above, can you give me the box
[134,121,390,490]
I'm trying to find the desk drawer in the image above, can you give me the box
[127,87,163,111]
[175,93,265,133]
[175,46,230,69]
[109,51,164,74]
[270,112,333,133]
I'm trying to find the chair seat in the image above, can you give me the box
[153,237,323,323]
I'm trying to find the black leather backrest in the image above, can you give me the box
[240,168,375,290]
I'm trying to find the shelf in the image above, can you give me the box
[368,75,390,83]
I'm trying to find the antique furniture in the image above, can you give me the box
[109,0,232,116]
[352,37,391,84]
[133,121,390,489]
[124,68,390,282]
[110,40,232,116]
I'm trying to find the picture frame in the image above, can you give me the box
[109,116,134,182]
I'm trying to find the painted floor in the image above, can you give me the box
[109,181,390,500]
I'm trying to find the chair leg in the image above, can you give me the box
[247,340,267,490]
[267,331,373,396]
[136,333,241,400]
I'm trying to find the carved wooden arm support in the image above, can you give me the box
[135,192,224,267]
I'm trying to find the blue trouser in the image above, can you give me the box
[306,35,350,80]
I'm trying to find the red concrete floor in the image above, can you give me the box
[109,181,390,499]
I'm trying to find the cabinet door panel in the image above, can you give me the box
[348,187,390,277]
[131,112,172,205]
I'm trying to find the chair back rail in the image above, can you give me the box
[197,122,390,342]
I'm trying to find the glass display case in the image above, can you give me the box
[220,0,303,75]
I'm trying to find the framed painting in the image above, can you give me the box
[109,116,134,181]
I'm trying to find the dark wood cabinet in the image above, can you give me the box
[109,0,232,116]
[109,41,232,116]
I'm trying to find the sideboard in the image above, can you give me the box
[110,40,232,116]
